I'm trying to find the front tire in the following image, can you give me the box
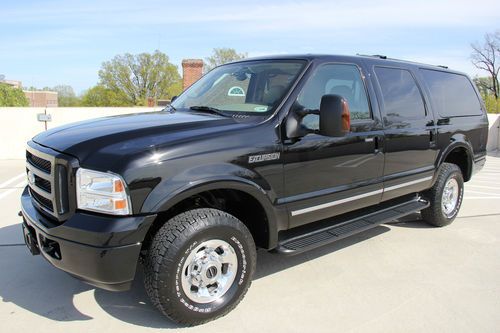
[421,163,464,227]
[144,208,256,326]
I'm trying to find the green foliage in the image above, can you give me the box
[475,76,500,113]
[164,80,182,100]
[51,85,81,106]
[81,85,133,106]
[204,48,247,72]
[482,94,499,114]
[0,83,29,106]
[98,50,181,105]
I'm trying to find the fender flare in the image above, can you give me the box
[436,136,474,181]
[145,177,283,249]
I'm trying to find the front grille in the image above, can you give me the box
[26,145,71,222]
[27,151,51,174]
[34,175,51,193]
[30,188,54,212]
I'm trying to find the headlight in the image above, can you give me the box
[76,168,131,215]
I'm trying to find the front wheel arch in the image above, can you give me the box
[142,181,283,251]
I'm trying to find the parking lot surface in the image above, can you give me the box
[1,154,499,333]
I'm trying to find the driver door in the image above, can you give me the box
[282,62,385,228]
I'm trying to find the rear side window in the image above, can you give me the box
[420,69,482,117]
[374,67,426,119]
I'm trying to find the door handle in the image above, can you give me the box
[365,137,380,153]
[429,129,437,148]
[437,118,450,125]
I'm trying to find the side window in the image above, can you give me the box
[296,64,371,130]
[420,69,482,117]
[374,67,426,119]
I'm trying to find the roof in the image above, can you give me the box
[229,54,465,76]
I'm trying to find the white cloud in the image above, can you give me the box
[1,0,499,30]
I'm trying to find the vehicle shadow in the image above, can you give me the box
[384,212,435,229]
[253,225,390,280]
[94,225,392,328]
[0,222,390,329]
[0,224,93,322]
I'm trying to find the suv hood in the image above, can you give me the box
[33,111,242,165]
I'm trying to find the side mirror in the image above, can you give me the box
[319,94,350,137]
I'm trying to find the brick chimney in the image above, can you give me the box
[182,59,203,90]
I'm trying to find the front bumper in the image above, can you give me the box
[20,187,156,291]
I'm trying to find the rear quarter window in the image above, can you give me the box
[419,69,482,117]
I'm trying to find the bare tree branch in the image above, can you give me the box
[471,32,500,99]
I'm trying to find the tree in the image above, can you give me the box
[471,31,500,99]
[98,50,181,105]
[473,76,492,96]
[474,76,500,113]
[80,85,132,107]
[204,48,247,72]
[51,85,81,106]
[0,83,29,106]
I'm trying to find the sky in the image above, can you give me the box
[1,0,499,94]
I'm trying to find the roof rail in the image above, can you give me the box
[357,54,387,59]
[437,65,448,69]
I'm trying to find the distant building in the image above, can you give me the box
[23,90,58,107]
[2,79,22,89]
[1,78,58,107]
[157,99,171,107]
[182,59,203,90]
[147,59,202,107]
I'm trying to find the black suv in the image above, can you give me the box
[20,55,488,325]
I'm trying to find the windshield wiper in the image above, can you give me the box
[189,106,230,117]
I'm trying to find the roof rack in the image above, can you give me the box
[357,54,387,59]
[357,54,450,69]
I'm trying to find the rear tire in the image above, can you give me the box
[421,163,464,227]
[143,208,256,326]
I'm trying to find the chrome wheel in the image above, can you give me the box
[441,177,459,217]
[180,239,238,304]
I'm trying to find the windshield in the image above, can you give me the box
[171,60,306,116]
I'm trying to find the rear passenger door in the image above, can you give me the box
[371,66,436,201]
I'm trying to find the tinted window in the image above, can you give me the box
[420,69,482,117]
[375,67,425,119]
[297,64,371,129]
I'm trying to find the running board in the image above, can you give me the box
[275,198,429,255]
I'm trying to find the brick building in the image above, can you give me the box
[23,90,58,107]
[182,59,204,90]
[2,78,58,107]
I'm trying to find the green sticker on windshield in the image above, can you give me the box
[254,106,268,112]
[228,86,245,97]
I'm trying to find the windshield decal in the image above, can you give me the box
[228,86,245,97]
[253,106,268,112]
